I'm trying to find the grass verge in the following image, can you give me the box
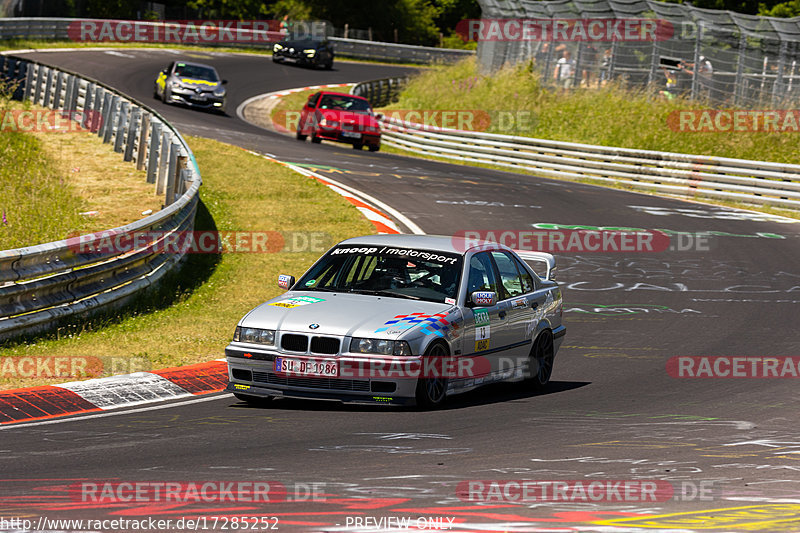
[0,94,161,249]
[0,136,374,390]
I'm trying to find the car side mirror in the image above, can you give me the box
[278,274,295,290]
[471,291,497,307]
[375,112,384,120]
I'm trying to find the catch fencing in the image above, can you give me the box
[353,77,800,210]
[476,0,800,107]
[0,53,201,341]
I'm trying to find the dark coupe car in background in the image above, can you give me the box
[296,91,381,151]
[273,39,334,69]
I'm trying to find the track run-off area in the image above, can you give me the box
[1,48,799,532]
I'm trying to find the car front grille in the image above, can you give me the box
[311,336,339,354]
[281,334,308,352]
[252,371,370,392]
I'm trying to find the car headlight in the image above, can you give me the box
[303,49,316,56]
[350,338,413,356]
[273,43,283,51]
[235,326,275,345]
[169,81,183,89]
[213,85,226,97]
[320,118,338,127]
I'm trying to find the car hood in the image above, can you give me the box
[317,109,379,129]
[240,291,456,339]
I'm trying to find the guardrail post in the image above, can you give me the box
[67,75,80,112]
[156,131,171,194]
[164,144,181,206]
[22,61,34,101]
[137,113,151,171]
[102,94,117,143]
[82,82,95,129]
[146,121,162,183]
[114,100,130,153]
[54,70,64,108]
[96,89,110,137]
[33,64,45,103]
[124,107,141,162]
[42,67,54,107]
[62,73,73,112]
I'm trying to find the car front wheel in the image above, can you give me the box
[311,130,321,143]
[415,342,449,408]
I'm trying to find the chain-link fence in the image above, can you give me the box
[476,0,800,107]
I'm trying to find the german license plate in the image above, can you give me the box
[275,357,338,377]
[341,131,361,139]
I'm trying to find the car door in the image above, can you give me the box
[463,251,513,381]
[489,250,539,373]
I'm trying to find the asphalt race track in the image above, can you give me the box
[2,48,799,532]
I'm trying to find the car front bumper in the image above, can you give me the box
[226,345,421,405]
[168,88,225,110]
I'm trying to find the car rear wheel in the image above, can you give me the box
[415,342,449,409]
[296,128,307,141]
[234,392,273,406]
[528,331,554,389]
[368,144,380,152]
[352,142,363,150]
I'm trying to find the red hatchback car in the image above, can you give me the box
[296,92,381,151]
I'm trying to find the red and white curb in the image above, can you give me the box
[0,360,228,425]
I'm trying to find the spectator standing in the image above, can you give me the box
[554,50,576,89]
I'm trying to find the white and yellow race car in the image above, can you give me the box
[154,60,227,113]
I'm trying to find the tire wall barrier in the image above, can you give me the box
[354,77,800,211]
[0,52,202,342]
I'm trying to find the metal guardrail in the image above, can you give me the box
[0,53,201,342]
[0,18,473,65]
[350,76,408,107]
[353,77,800,210]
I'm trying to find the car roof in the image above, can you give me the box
[338,234,504,255]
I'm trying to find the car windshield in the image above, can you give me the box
[317,95,371,113]
[297,245,463,304]
[174,64,219,81]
